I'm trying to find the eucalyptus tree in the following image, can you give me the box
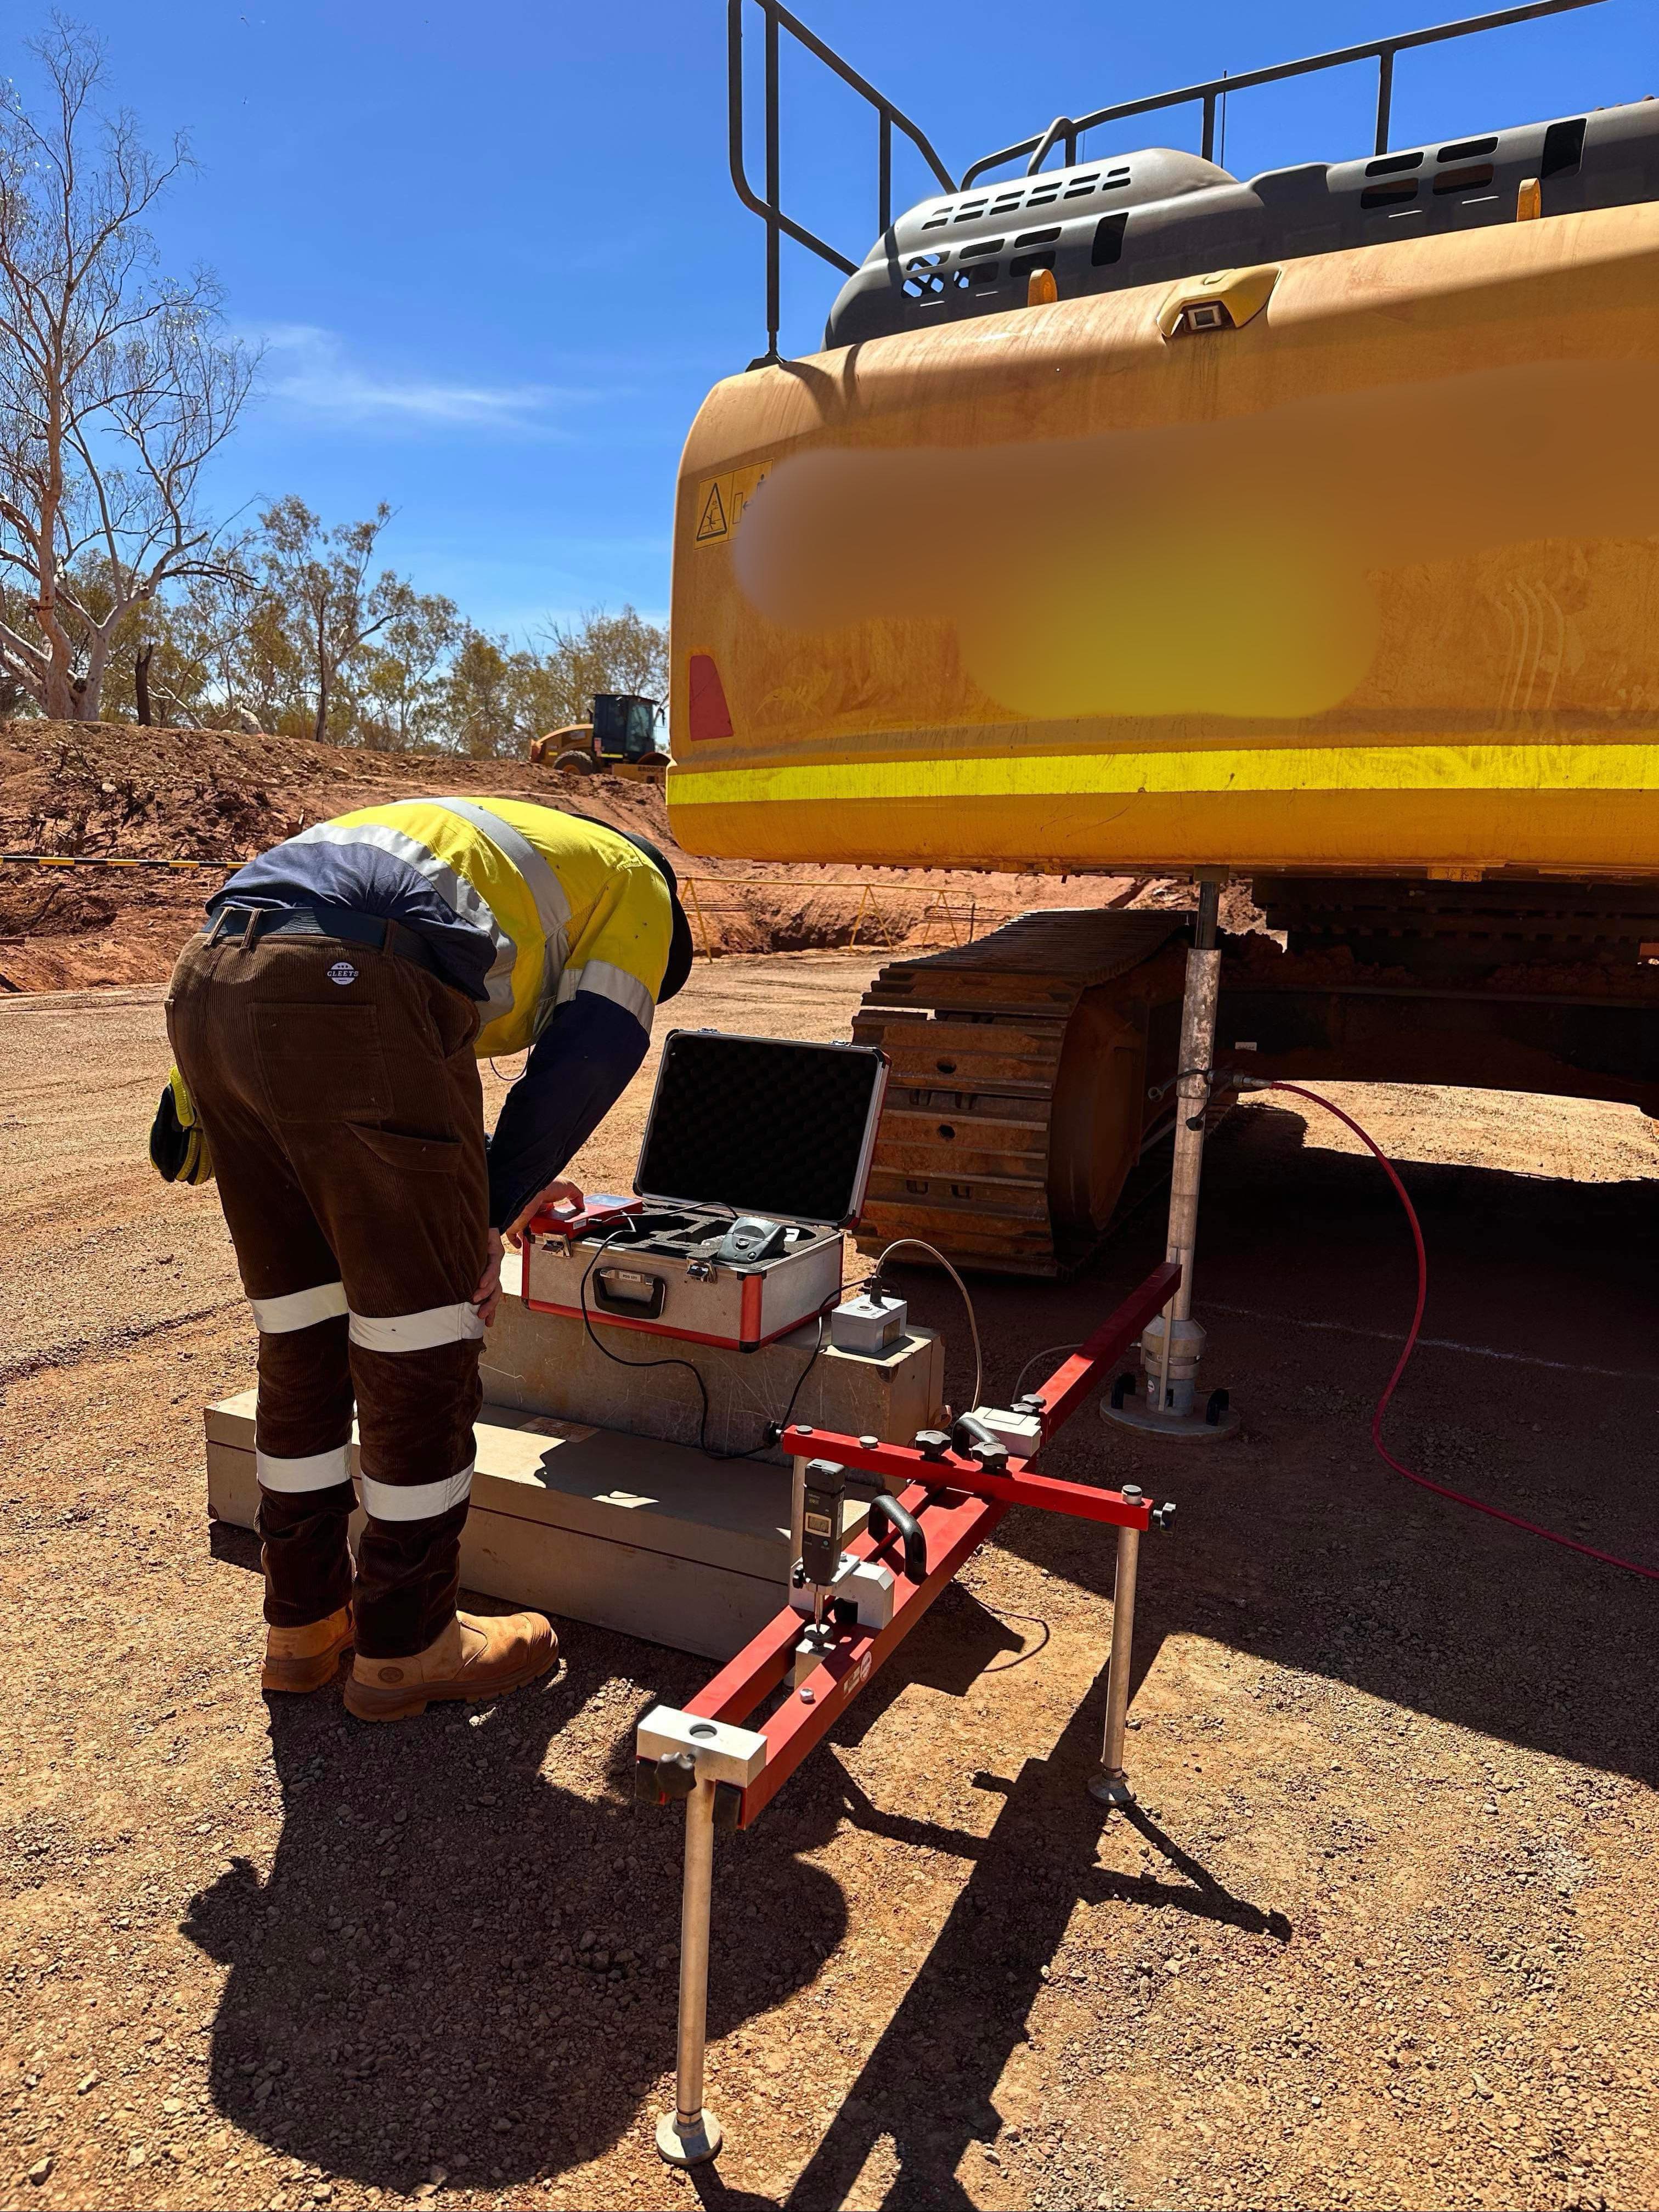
[0,19,255,720]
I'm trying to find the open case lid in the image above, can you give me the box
[634,1030,889,1229]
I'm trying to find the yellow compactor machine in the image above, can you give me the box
[668,0,1659,1274]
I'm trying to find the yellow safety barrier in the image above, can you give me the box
[1,851,230,869]
[0,856,979,964]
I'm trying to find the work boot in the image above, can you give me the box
[261,1604,353,1694]
[343,1610,557,1723]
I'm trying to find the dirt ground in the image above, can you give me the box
[4,955,1659,2212]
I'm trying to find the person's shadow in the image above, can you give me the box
[182,1558,1026,2193]
[180,1577,857,2193]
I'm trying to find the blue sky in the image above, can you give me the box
[29,0,1655,640]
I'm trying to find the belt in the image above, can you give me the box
[204,904,449,984]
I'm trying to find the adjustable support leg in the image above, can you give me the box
[1103,877,1239,1443]
[657,1774,723,2166]
[1088,1488,1143,1807]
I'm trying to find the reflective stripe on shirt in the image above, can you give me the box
[428,799,572,1040]
[555,958,656,1031]
[249,801,671,1057]
[287,817,517,1021]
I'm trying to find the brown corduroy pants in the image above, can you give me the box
[167,920,490,1657]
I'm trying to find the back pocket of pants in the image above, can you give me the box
[253,1004,392,1124]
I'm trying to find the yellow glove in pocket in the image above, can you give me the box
[149,1064,215,1186]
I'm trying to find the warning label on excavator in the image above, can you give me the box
[693,463,769,548]
[695,481,727,542]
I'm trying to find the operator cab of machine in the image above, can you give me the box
[530,691,670,781]
[591,691,668,768]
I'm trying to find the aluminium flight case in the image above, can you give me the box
[521,1029,889,1351]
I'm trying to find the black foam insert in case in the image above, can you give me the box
[635,1031,888,1226]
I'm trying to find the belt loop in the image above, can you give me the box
[205,909,228,946]
[240,906,264,949]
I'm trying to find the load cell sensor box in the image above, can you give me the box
[828,1292,907,1357]
[523,1030,889,1352]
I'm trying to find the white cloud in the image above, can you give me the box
[254,324,594,432]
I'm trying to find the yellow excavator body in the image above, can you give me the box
[667,25,1659,1276]
[668,203,1659,881]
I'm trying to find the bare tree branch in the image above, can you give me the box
[0,16,256,716]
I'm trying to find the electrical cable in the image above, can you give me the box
[572,1220,834,1462]
[1013,1342,1082,1402]
[976,1601,1053,1673]
[871,1237,983,1411]
[1241,1079,1659,1584]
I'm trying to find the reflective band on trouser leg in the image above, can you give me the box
[359,1462,475,1522]
[250,1280,349,1334]
[348,1303,486,1353]
[256,1443,353,1493]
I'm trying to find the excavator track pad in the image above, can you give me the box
[851,909,1192,1277]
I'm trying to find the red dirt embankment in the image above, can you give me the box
[0,721,1138,993]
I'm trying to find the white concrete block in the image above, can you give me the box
[204,1396,869,1661]
[482,1248,944,1458]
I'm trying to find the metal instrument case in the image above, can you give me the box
[522,1030,889,1351]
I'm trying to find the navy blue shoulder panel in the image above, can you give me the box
[210,836,495,1001]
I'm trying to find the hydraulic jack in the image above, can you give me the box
[1104,877,1241,1443]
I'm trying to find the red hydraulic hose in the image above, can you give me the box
[1242,1079,1659,1583]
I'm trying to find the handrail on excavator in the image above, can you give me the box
[727,0,956,366]
[962,0,1607,185]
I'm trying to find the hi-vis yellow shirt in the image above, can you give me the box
[286,798,673,1057]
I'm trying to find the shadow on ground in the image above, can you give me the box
[780,1699,1292,2210]
[895,1102,1659,1789]
[769,1103,1659,2203]
[180,1552,1027,2190]
[185,1100,1659,2197]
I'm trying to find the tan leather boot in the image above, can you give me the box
[343,1610,557,1723]
[262,1605,353,1693]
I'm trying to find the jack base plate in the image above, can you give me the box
[657,2109,723,2166]
[1087,1769,1134,1808]
[1100,1398,1240,1444]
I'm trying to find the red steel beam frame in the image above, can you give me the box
[668,1258,1181,1829]
[778,1436,1156,1527]
[695,1481,1004,1825]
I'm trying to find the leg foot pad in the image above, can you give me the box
[657,2109,723,2166]
[1088,1769,1134,1809]
[1100,1400,1239,1444]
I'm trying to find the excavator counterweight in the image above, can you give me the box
[670,2,1659,1272]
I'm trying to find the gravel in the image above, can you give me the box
[5,960,1658,2209]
